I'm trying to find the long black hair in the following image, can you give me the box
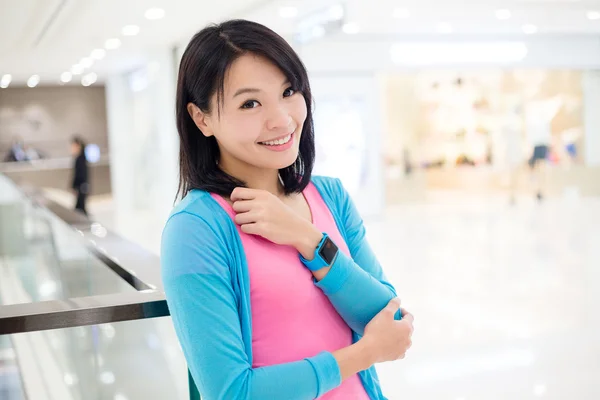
[175,19,315,199]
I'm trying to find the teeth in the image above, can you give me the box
[262,134,291,146]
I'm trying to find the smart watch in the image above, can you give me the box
[300,233,339,271]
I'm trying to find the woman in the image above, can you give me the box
[70,136,89,215]
[161,20,414,400]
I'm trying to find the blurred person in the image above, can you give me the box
[70,136,89,215]
[525,96,562,201]
[3,136,26,162]
[161,20,413,400]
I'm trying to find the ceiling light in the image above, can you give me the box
[145,8,165,20]
[390,42,528,65]
[99,371,115,385]
[587,11,600,20]
[0,74,11,88]
[27,75,40,88]
[122,25,140,36]
[61,72,72,83]
[82,72,98,87]
[279,6,298,18]
[104,38,121,50]
[393,8,410,19]
[342,22,360,34]
[522,24,538,34]
[91,49,106,60]
[80,57,94,68]
[496,9,512,20]
[437,22,453,34]
[71,64,84,75]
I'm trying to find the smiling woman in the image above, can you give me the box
[162,19,413,400]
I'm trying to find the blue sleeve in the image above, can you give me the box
[161,212,341,400]
[314,179,400,336]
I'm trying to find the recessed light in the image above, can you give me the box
[80,57,94,68]
[342,22,360,34]
[145,8,165,20]
[522,24,538,34]
[496,9,512,20]
[279,6,298,18]
[587,11,600,20]
[82,72,98,87]
[122,25,140,36]
[437,22,453,34]
[27,75,40,88]
[105,38,121,50]
[71,64,84,75]
[0,74,11,88]
[91,49,106,60]
[61,72,72,83]
[393,8,410,19]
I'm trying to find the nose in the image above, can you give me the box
[265,105,292,132]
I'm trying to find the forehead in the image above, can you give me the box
[223,53,288,95]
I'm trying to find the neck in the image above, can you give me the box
[220,159,283,197]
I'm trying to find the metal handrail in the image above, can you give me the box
[0,176,169,335]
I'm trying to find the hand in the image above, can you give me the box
[361,298,414,364]
[230,188,321,252]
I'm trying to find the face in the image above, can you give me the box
[188,53,307,176]
[71,142,81,156]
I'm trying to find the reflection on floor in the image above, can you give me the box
[42,190,600,399]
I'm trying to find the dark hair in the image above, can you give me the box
[175,19,315,199]
[71,135,86,157]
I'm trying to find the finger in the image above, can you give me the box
[230,187,262,202]
[234,211,260,225]
[240,223,260,235]
[383,298,401,315]
[232,199,255,213]
[399,309,414,325]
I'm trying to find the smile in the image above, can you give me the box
[259,133,293,146]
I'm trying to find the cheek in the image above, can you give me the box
[219,115,262,147]
[292,97,308,125]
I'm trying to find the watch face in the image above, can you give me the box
[319,237,339,265]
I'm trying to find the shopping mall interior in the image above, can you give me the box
[1,0,600,399]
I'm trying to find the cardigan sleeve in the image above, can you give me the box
[313,178,401,336]
[161,211,341,400]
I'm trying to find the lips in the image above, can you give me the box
[258,131,295,146]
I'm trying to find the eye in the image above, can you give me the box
[283,87,296,97]
[241,100,260,109]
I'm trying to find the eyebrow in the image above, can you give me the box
[232,80,291,98]
[233,88,261,98]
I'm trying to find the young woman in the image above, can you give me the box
[161,20,414,400]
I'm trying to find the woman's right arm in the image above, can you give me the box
[161,211,370,400]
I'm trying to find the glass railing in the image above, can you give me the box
[0,174,188,400]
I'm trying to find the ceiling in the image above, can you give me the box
[2,0,600,86]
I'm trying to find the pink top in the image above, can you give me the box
[211,183,369,399]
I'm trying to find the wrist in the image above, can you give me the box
[354,339,376,371]
[294,221,322,260]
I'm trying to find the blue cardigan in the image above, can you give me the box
[161,176,399,399]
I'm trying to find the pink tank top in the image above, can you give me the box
[212,183,369,399]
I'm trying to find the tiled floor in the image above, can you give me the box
[21,189,600,399]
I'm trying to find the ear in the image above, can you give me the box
[187,103,214,137]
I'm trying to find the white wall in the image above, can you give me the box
[310,74,385,217]
[105,48,179,224]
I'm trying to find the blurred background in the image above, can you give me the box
[1,0,600,399]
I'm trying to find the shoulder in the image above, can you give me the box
[161,190,233,274]
[311,175,348,206]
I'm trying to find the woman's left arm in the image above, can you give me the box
[299,179,401,336]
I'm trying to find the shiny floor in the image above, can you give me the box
[12,189,600,399]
